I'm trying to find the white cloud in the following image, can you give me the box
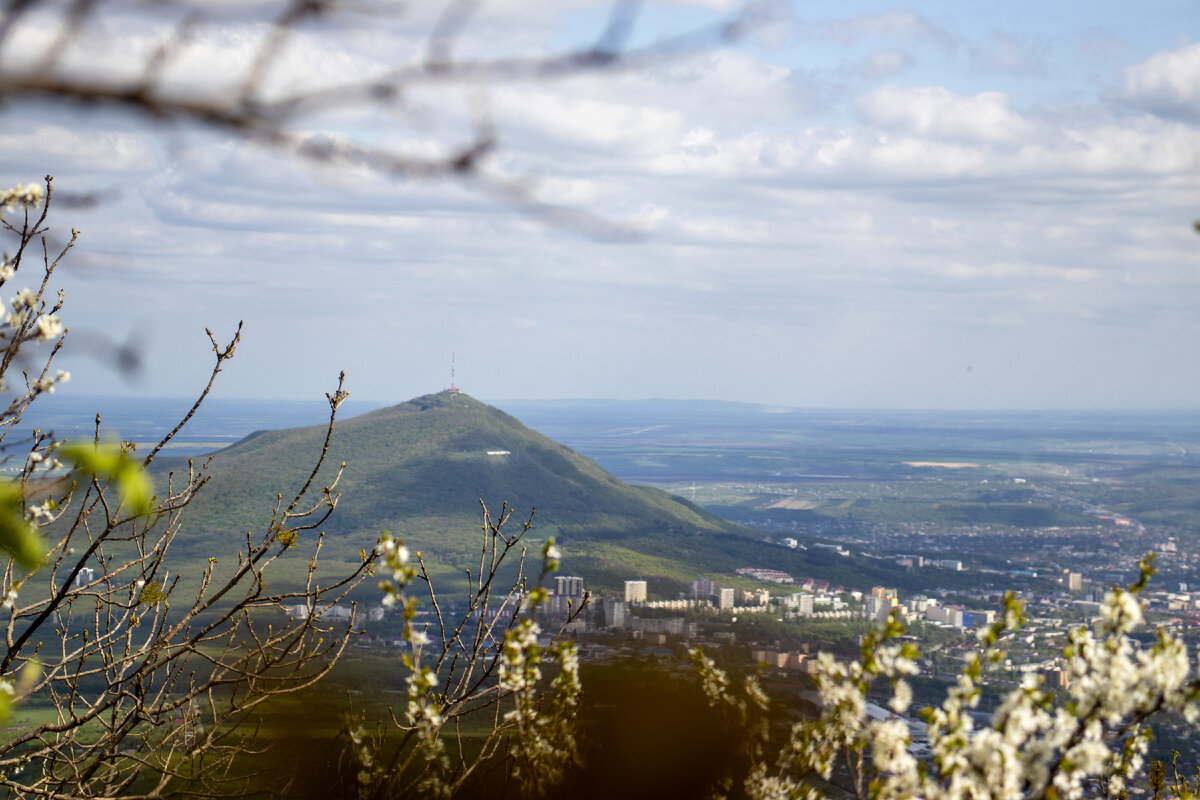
[944,262,1098,282]
[647,129,773,175]
[1,3,1196,408]
[495,87,685,154]
[636,90,1197,198]
[657,0,744,9]
[859,135,990,176]
[969,31,1048,76]
[815,8,956,51]
[676,214,769,243]
[6,9,394,100]
[856,86,1028,143]
[554,51,825,135]
[1110,42,1200,122]
[846,50,915,79]
[0,125,154,174]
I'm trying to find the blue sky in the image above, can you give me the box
[0,1,1197,409]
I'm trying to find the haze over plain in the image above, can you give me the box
[1,1,1197,409]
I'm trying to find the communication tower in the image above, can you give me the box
[446,353,461,394]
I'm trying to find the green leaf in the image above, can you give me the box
[58,442,154,517]
[0,481,42,569]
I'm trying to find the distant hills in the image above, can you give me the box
[153,391,865,596]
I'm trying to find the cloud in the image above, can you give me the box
[1108,42,1200,122]
[943,262,1098,283]
[676,214,770,243]
[814,7,957,52]
[969,31,1048,76]
[0,124,155,175]
[855,86,1028,143]
[846,50,915,79]
[483,51,824,176]
[1,3,1197,408]
[621,51,827,129]
[495,87,686,154]
[638,88,1196,204]
[6,7,396,100]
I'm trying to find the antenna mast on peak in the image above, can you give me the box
[446,353,461,394]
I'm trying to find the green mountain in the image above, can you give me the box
[150,391,932,598]
[151,392,783,592]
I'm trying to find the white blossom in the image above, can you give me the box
[28,500,55,523]
[11,288,35,310]
[745,764,799,800]
[889,679,912,714]
[34,315,62,342]
[0,183,44,212]
[33,370,69,394]
[1098,589,1143,635]
[5,307,28,328]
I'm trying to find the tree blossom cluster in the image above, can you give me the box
[0,184,43,214]
[350,530,584,798]
[500,617,582,796]
[498,541,584,794]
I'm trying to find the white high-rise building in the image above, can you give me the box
[624,580,647,603]
[865,596,893,621]
[717,587,735,609]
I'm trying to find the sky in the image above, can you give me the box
[0,1,1197,409]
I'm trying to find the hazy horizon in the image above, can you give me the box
[31,391,1200,416]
